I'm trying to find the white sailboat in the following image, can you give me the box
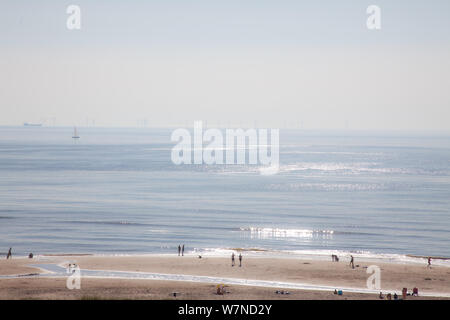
[72,127,80,139]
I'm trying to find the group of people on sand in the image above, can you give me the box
[331,254,354,268]
[333,253,433,269]
[5,248,33,260]
[379,287,419,300]
[379,292,399,300]
[330,254,356,269]
[231,252,243,267]
[177,244,185,256]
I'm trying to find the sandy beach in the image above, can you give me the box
[1,254,449,300]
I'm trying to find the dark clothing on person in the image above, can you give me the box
[182,245,184,256]
[6,248,11,260]
[231,253,235,266]
[178,245,181,256]
[239,254,242,267]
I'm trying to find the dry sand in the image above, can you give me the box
[0,278,381,300]
[1,255,449,300]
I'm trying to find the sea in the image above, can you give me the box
[0,126,449,265]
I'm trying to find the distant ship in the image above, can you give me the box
[24,123,42,127]
[72,127,80,139]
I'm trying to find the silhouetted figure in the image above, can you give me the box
[427,257,432,268]
[178,245,181,256]
[182,244,184,256]
[239,253,242,267]
[231,253,235,266]
[28,253,33,259]
[6,248,12,259]
[349,255,354,269]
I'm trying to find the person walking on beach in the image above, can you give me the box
[6,248,12,259]
[178,245,181,256]
[231,253,235,267]
[239,253,242,267]
[349,255,354,269]
[427,257,432,268]
[182,244,185,256]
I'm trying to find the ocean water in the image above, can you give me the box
[0,126,449,262]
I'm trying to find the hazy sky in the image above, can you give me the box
[1,0,449,130]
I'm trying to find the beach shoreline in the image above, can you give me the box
[1,253,449,300]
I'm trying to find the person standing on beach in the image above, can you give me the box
[427,257,432,268]
[349,255,354,269]
[239,253,242,267]
[182,244,185,256]
[6,248,12,259]
[178,245,181,256]
[231,253,235,266]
